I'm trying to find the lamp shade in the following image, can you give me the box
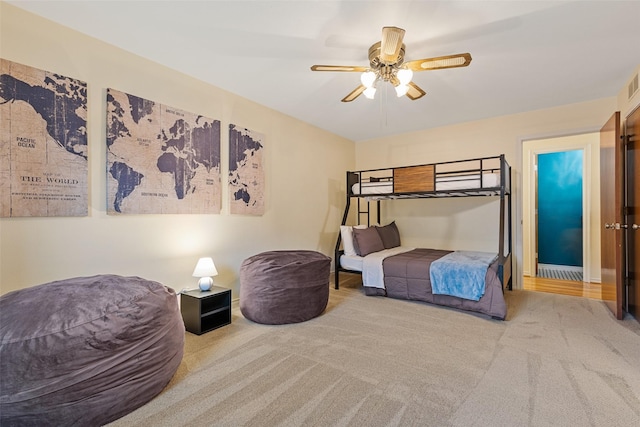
[192,257,218,278]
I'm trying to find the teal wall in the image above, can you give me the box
[538,150,583,267]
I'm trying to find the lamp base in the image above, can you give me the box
[198,277,213,292]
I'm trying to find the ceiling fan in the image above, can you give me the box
[311,26,472,102]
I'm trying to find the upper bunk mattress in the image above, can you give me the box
[351,172,500,195]
[435,172,500,190]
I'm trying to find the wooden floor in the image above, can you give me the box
[522,275,604,300]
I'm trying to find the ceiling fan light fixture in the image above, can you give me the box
[395,84,409,97]
[361,70,377,88]
[310,27,472,103]
[363,87,377,99]
[397,68,413,85]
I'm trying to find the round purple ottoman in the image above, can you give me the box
[0,275,185,426]
[240,250,331,325]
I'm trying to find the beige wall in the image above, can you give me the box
[356,98,617,289]
[0,3,354,296]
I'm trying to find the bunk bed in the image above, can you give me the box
[334,154,512,320]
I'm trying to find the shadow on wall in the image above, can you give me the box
[319,178,345,256]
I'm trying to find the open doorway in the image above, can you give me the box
[522,132,601,287]
[536,150,584,281]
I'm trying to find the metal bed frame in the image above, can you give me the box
[334,154,512,291]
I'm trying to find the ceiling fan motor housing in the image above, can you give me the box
[369,41,405,70]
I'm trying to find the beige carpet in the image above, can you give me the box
[110,277,640,427]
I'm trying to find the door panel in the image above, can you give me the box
[600,112,624,319]
[538,151,584,267]
[627,106,639,319]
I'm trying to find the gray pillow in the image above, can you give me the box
[377,221,401,249]
[352,226,385,256]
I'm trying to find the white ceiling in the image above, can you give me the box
[8,0,640,142]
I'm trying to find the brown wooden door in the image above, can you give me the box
[627,106,639,319]
[600,112,625,319]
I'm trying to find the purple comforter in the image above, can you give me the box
[364,248,507,320]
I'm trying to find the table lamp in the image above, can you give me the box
[192,257,218,291]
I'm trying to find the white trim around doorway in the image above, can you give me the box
[522,132,601,284]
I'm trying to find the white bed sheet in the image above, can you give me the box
[341,246,415,289]
[339,254,363,271]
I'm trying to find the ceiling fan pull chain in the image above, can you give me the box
[380,84,388,129]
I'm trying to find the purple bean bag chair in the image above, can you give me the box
[0,275,184,426]
[240,250,331,325]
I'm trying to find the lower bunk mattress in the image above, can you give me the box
[362,248,507,320]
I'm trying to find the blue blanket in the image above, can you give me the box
[429,251,498,301]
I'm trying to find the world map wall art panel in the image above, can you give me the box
[0,59,88,217]
[228,124,265,216]
[106,88,222,215]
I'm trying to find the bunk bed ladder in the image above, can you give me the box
[356,198,381,227]
[334,194,350,290]
[334,186,382,290]
[357,198,369,226]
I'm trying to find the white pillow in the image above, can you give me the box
[340,224,367,256]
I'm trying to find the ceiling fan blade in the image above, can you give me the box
[405,82,426,101]
[404,53,472,71]
[380,26,405,64]
[341,85,366,102]
[311,65,368,72]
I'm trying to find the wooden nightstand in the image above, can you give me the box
[180,286,231,335]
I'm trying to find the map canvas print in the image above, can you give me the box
[106,88,221,214]
[0,59,88,217]
[228,124,265,215]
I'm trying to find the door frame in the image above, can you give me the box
[624,105,639,318]
[522,134,597,282]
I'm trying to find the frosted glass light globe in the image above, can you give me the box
[360,71,377,88]
[397,68,413,85]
